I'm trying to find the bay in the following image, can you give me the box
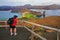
[0,9,60,21]
[30,9,60,17]
[0,11,21,21]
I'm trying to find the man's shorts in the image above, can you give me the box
[9,25,16,29]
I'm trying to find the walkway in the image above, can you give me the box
[0,27,59,40]
[0,27,31,40]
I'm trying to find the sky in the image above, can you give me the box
[0,0,60,6]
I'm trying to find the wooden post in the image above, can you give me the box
[5,21,7,29]
[57,32,59,40]
[31,25,35,40]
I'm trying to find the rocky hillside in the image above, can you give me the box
[27,16,60,29]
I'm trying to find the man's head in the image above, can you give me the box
[13,15,18,18]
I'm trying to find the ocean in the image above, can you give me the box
[0,11,21,21]
[0,10,60,20]
[30,9,60,17]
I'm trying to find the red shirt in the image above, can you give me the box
[11,18,17,26]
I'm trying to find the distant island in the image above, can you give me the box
[0,4,60,11]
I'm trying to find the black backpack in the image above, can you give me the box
[7,18,13,24]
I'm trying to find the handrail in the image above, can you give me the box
[23,26,47,40]
[0,20,60,32]
[22,20,60,32]
[21,20,60,40]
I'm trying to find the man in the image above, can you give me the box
[8,15,18,36]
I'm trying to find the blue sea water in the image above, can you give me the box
[0,11,21,20]
[0,10,60,20]
[30,9,60,17]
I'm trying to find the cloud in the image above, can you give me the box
[7,0,29,2]
[0,0,60,6]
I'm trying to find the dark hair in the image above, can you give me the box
[14,15,18,18]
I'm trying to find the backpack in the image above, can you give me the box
[7,18,13,24]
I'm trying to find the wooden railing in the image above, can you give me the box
[21,20,60,40]
[0,20,60,40]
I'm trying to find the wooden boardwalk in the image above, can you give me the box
[0,20,60,40]
[0,27,31,40]
[0,27,60,40]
